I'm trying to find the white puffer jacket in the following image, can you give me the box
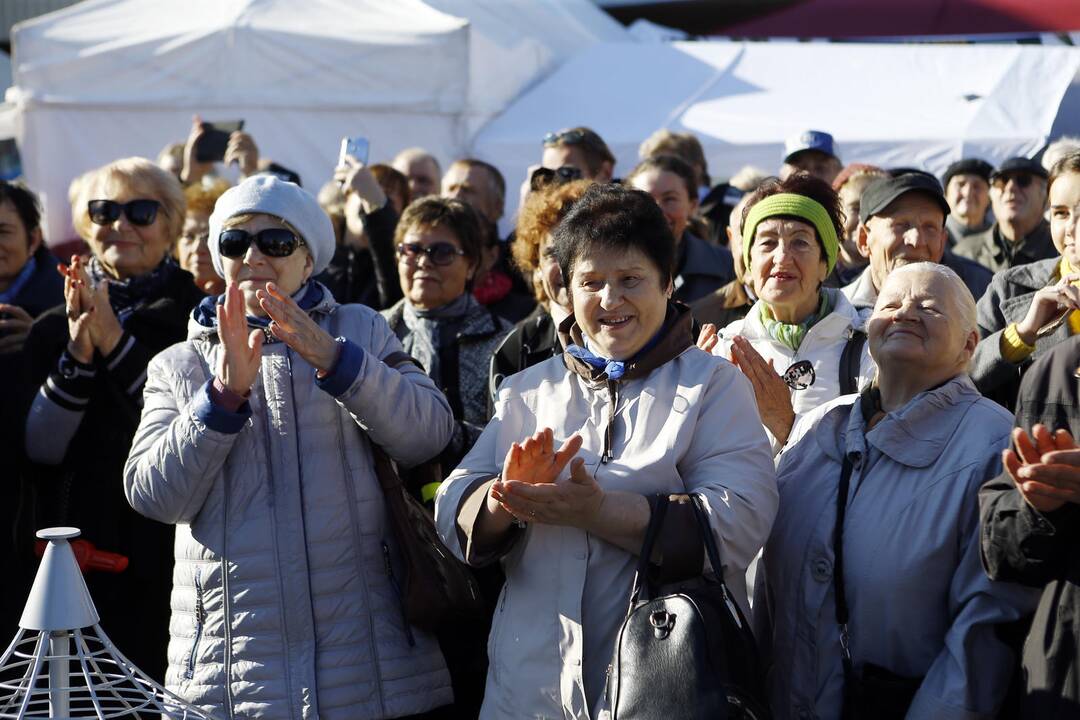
[124,285,455,720]
[712,290,876,452]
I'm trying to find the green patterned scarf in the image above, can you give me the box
[759,289,833,352]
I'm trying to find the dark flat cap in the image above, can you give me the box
[990,157,1048,181]
[942,159,993,188]
[859,172,950,224]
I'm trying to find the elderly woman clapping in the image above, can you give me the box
[756,263,1037,720]
[22,157,204,679]
[701,173,874,450]
[435,184,777,719]
[124,175,456,718]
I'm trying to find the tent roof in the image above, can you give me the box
[11,0,470,111]
[473,40,1080,223]
[719,0,1080,37]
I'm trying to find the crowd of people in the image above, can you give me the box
[2,116,1080,720]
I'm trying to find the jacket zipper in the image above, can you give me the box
[601,380,620,463]
[335,411,387,717]
[258,367,299,720]
[185,568,206,680]
[221,462,236,720]
[382,542,415,646]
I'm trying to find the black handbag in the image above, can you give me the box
[835,445,923,720]
[607,493,770,720]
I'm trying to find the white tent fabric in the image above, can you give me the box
[473,41,1080,224]
[425,0,627,137]
[11,0,627,244]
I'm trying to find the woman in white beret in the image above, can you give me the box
[124,174,457,719]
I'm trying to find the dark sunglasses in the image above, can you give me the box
[218,228,304,258]
[782,359,816,391]
[530,165,583,192]
[992,173,1035,189]
[397,241,466,266]
[88,199,160,227]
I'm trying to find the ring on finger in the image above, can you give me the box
[66,308,78,320]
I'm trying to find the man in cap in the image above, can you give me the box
[779,129,842,185]
[943,158,994,244]
[843,173,992,312]
[953,157,1052,273]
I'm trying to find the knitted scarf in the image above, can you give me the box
[87,255,184,325]
[759,289,833,352]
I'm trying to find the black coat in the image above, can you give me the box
[980,335,1080,718]
[315,204,402,310]
[673,232,735,305]
[16,265,204,681]
[487,305,561,420]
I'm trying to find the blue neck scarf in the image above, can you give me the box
[565,318,670,381]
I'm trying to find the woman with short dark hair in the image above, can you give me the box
[435,183,777,719]
[383,196,512,470]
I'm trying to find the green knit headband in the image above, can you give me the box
[742,193,839,274]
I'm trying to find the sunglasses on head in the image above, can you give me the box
[530,165,584,192]
[218,228,304,258]
[397,241,465,266]
[782,359,816,391]
[992,173,1036,189]
[88,199,161,227]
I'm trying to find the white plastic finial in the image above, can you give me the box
[19,526,99,631]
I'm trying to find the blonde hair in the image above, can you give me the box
[71,157,186,243]
[184,177,231,216]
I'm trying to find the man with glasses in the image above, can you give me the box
[953,157,1053,273]
[541,126,615,183]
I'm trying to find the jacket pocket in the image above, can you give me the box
[382,541,416,647]
[184,568,206,680]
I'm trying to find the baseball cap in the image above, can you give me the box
[859,173,950,224]
[783,130,839,164]
[990,157,1048,181]
[942,159,993,188]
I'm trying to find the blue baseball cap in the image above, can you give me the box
[783,130,839,164]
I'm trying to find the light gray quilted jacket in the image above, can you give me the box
[123,285,455,719]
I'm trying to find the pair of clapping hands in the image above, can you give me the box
[214,282,339,395]
[1007,424,1080,513]
[488,428,603,527]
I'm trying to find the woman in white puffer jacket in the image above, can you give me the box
[124,175,456,720]
[700,173,875,453]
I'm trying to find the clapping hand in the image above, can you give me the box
[216,283,263,395]
[256,282,339,374]
[1005,424,1080,513]
[697,323,719,353]
[490,429,604,528]
[730,335,796,445]
[57,255,123,361]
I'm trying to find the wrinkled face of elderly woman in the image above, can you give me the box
[220,213,314,316]
[867,266,977,378]
[750,217,828,322]
[84,175,175,280]
[570,243,671,361]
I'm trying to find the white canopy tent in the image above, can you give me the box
[10,0,628,243]
[472,41,1080,223]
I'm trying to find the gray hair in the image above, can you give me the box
[1043,136,1080,173]
[879,262,977,337]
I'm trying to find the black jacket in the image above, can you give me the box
[674,232,735,305]
[16,266,204,681]
[6,245,63,318]
[487,305,561,419]
[315,204,402,310]
[980,335,1080,718]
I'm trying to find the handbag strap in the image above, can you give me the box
[689,493,727,582]
[833,453,856,679]
[630,495,669,603]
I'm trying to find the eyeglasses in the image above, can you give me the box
[530,165,583,192]
[782,359,816,390]
[397,241,466,266]
[88,199,161,227]
[992,173,1035,190]
[218,228,305,258]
